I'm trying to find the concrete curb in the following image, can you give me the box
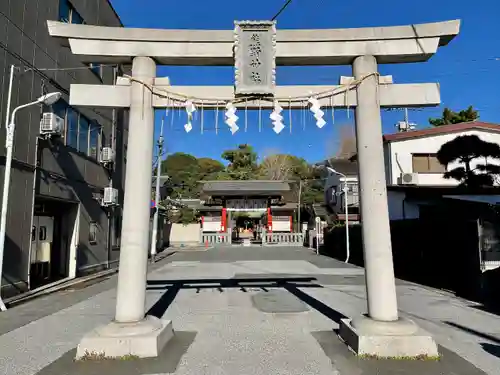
[5,268,118,307]
[5,250,177,308]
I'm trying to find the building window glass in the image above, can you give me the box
[412,154,446,173]
[71,10,83,24]
[89,222,98,245]
[52,100,67,124]
[59,0,84,24]
[89,63,103,79]
[113,213,121,247]
[66,108,78,148]
[58,0,71,22]
[89,122,101,159]
[78,115,89,154]
[346,182,358,194]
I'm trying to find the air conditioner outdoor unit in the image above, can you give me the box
[399,172,418,185]
[99,147,115,164]
[40,113,63,137]
[102,187,119,206]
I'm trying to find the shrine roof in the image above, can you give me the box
[201,180,291,196]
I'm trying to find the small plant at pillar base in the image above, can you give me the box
[76,350,140,362]
[358,354,441,361]
[77,351,107,361]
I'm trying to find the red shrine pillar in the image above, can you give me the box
[221,208,227,233]
[267,207,272,233]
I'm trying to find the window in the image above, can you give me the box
[39,226,47,241]
[52,100,67,124]
[89,122,101,159]
[346,182,358,194]
[412,154,446,173]
[89,63,103,80]
[66,108,78,148]
[58,0,71,22]
[89,222,98,245]
[112,209,122,247]
[59,0,84,24]
[78,115,89,154]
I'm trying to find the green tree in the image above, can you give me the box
[162,152,200,198]
[437,135,500,187]
[197,157,225,180]
[221,144,258,180]
[429,106,479,127]
[258,154,307,180]
[300,166,326,205]
[167,206,198,225]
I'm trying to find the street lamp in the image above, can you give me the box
[325,166,350,264]
[0,92,62,311]
[316,163,350,264]
[150,115,166,262]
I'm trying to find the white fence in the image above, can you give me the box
[264,232,304,247]
[201,232,231,245]
[200,231,305,247]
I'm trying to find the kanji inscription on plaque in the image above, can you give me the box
[234,20,276,96]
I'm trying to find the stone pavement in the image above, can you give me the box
[1,246,500,375]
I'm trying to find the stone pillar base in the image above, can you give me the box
[338,316,439,358]
[76,315,174,359]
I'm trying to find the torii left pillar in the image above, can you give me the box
[76,57,174,359]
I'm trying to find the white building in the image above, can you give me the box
[325,122,500,221]
[384,121,500,186]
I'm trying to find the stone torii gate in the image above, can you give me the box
[47,19,460,359]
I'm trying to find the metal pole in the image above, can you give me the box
[3,65,15,132]
[0,128,13,312]
[150,116,165,261]
[0,65,15,311]
[315,217,320,255]
[297,179,302,232]
[341,174,350,263]
[108,65,118,268]
[0,101,41,311]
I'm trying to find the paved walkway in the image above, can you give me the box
[1,247,500,375]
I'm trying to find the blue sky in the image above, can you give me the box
[110,0,500,163]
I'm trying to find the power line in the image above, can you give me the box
[23,64,118,72]
[271,0,294,21]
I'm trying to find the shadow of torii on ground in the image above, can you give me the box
[145,276,348,324]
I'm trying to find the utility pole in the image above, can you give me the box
[396,108,416,132]
[150,116,165,261]
[0,65,14,311]
[297,179,302,232]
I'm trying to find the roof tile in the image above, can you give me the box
[383,121,500,142]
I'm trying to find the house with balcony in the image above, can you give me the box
[384,121,500,187]
[325,122,500,300]
[322,158,360,224]
[383,121,500,220]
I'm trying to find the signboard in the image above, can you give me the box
[226,198,267,212]
[202,216,222,232]
[272,216,291,232]
[234,20,276,96]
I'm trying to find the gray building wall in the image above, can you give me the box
[0,0,127,296]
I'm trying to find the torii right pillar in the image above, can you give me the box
[338,55,438,357]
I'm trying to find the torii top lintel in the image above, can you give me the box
[47,20,460,66]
